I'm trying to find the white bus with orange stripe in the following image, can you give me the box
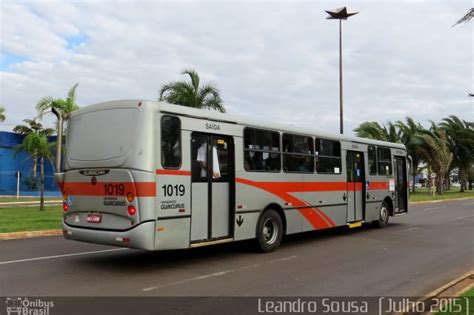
[55,100,409,252]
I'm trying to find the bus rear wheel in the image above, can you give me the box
[256,209,283,252]
[373,201,389,228]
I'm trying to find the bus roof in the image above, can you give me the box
[74,99,406,151]
[156,101,406,151]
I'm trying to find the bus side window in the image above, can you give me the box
[161,116,181,169]
[282,134,314,173]
[368,146,377,175]
[377,147,392,175]
[315,138,341,174]
[244,128,281,172]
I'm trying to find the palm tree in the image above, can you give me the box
[354,121,400,142]
[36,83,80,118]
[439,115,474,192]
[397,117,425,193]
[0,106,5,122]
[13,119,55,181]
[15,128,54,211]
[159,69,225,113]
[415,128,453,194]
[452,8,473,27]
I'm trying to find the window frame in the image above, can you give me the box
[377,146,393,176]
[368,145,377,175]
[282,133,314,174]
[160,115,182,170]
[315,138,342,175]
[243,127,281,173]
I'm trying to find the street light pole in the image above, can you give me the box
[325,7,358,134]
[339,19,343,134]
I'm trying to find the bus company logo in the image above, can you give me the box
[79,169,110,177]
[5,297,54,315]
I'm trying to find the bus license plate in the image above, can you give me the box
[86,214,102,223]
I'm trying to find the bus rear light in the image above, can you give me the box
[63,203,68,212]
[128,205,136,216]
[127,192,135,202]
[63,193,68,201]
[116,237,130,243]
[179,208,185,213]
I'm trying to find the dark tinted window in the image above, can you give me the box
[315,138,341,174]
[244,128,280,172]
[282,134,314,173]
[368,146,377,175]
[161,116,181,169]
[377,147,392,175]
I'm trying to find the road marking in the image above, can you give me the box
[449,214,474,222]
[0,248,128,266]
[392,227,420,234]
[142,255,297,292]
[423,205,447,211]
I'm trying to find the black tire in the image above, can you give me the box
[255,209,283,252]
[373,201,389,228]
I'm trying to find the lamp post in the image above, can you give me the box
[325,7,358,134]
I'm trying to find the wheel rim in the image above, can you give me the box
[263,218,278,244]
[380,206,388,222]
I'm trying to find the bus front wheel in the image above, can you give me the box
[256,209,283,252]
[373,201,389,228]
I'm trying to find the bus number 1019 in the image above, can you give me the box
[161,184,185,197]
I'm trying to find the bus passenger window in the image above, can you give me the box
[368,146,377,175]
[161,116,181,169]
[244,128,281,172]
[282,134,314,173]
[377,147,392,175]
[315,138,341,174]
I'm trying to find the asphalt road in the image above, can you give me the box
[0,199,473,298]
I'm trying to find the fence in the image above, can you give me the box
[0,171,60,197]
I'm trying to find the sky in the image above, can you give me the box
[0,0,473,134]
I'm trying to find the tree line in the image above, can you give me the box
[354,117,474,194]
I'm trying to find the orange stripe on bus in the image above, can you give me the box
[62,182,156,197]
[369,182,389,190]
[236,178,335,229]
[156,169,192,176]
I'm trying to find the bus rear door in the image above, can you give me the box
[393,156,408,214]
[346,150,365,223]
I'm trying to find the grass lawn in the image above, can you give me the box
[410,188,474,203]
[0,197,61,203]
[0,205,63,233]
[437,286,474,315]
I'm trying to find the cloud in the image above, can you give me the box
[0,1,473,134]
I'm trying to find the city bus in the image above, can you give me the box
[55,100,409,252]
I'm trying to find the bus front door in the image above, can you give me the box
[190,133,234,242]
[394,156,408,214]
[346,151,365,223]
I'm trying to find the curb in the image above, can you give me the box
[0,229,62,241]
[410,197,474,205]
[0,200,62,207]
[396,270,474,315]
[424,269,474,299]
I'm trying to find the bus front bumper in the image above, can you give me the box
[62,221,156,250]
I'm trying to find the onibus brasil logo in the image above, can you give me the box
[5,297,54,315]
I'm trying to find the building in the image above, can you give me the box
[0,131,60,196]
